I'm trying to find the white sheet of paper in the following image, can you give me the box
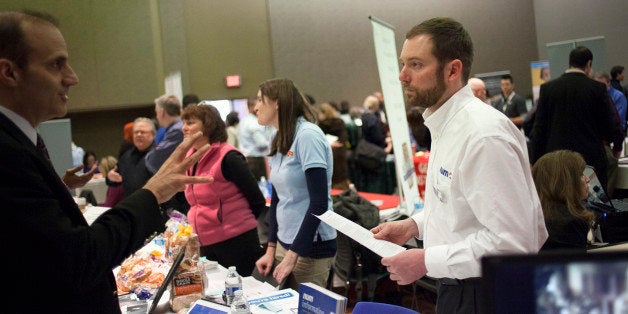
[316,211,406,257]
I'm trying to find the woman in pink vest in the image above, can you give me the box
[182,104,267,276]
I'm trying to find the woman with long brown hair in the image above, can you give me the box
[254,78,336,289]
[532,150,595,251]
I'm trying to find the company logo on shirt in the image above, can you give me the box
[287,150,294,156]
[440,166,453,179]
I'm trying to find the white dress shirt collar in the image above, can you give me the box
[0,105,37,145]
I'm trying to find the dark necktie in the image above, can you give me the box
[36,134,51,161]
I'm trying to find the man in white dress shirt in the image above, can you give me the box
[372,17,547,313]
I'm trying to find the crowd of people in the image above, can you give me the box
[3,8,628,314]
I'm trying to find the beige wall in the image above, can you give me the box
[268,0,539,106]
[2,0,628,158]
[0,1,274,157]
[534,0,628,71]
[158,0,274,102]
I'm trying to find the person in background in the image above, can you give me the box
[540,67,551,83]
[530,46,622,195]
[225,111,240,148]
[493,74,528,128]
[0,10,212,312]
[182,93,200,109]
[338,100,353,124]
[238,96,273,247]
[182,104,265,276]
[532,150,595,252]
[610,65,626,94]
[147,94,184,174]
[146,94,188,213]
[71,141,85,168]
[98,155,124,207]
[254,78,336,290]
[153,122,166,145]
[107,117,155,197]
[372,91,390,134]
[118,121,134,158]
[594,71,627,135]
[467,77,491,105]
[356,94,393,193]
[82,150,100,175]
[371,17,547,313]
[406,107,431,151]
[593,71,626,197]
[361,94,392,153]
[318,102,351,190]
[238,96,272,181]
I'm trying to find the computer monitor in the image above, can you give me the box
[481,251,628,314]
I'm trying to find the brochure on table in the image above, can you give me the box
[189,288,299,314]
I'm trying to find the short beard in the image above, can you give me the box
[404,67,447,109]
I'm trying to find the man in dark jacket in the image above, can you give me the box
[530,46,622,192]
[0,10,211,313]
[108,117,155,197]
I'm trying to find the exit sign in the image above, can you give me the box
[225,75,241,88]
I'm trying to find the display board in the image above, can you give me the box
[165,70,183,103]
[546,36,605,79]
[530,60,550,104]
[37,119,73,178]
[369,16,422,216]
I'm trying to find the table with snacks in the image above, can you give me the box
[83,207,295,313]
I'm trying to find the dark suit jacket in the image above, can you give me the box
[0,112,166,313]
[530,72,619,191]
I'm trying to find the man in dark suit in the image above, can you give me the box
[0,10,212,313]
[529,46,622,192]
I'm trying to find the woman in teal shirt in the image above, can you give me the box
[254,78,337,290]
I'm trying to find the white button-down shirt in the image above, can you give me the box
[412,85,547,279]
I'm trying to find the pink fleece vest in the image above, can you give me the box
[185,142,258,246]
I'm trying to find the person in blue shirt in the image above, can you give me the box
[145,94,188,213]
[254,78,336,290]
[154,125,167,144]
[595,72,627,135]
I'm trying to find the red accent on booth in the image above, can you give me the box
[413,151,430,199]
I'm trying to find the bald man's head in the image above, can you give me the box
[468,78,488,102]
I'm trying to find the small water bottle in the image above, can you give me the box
[229,290,251,314]
[258,176,271,199]
[224,266,242,306]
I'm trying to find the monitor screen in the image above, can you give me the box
[481,251,628,314]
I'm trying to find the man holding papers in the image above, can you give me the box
[371,17,547,313]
